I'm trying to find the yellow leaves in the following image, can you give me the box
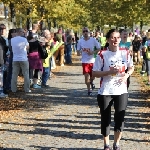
[1,0,149,29]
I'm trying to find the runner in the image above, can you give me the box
[143,32,150,85]
[119,30,132,51]
[119,29,132,90]
[77,27,101,96]
[92,29,134,150]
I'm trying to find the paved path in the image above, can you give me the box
[0,56,149,150]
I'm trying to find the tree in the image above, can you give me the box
[0,0,150,31]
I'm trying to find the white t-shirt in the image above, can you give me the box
[77,37,101,63]
[11,36,29,61]
[93,47,133,95]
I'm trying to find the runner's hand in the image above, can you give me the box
[120,73,129,82]
[87,50,94,55]
[108,67,119,75]
[77,51,81,56]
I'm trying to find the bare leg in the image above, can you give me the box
[104,135,110,145]
[114,131,122,145]
[84,73,90,91]
[137,51,141,63]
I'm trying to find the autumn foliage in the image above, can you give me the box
[0,0,150,31]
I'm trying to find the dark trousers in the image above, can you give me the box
[6,56,12,90]
[4,56,11,92]
[29,69,39,79]
[97,93,128,137]
[141,54,146,73]
[49,57,52,73]
[146,59,150,75]
[42,67,50,85]
[65,44,72,64]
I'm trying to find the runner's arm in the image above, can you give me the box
[92,55,114,77]
[77,40,81,56]
[126,66,134,77]
[92,70,111,78]
[126,53,134,76]
[93,48,101,54]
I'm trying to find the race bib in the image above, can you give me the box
[82,48,90,53]
[109,87,114,94]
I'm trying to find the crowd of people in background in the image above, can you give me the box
[0,23,79,97]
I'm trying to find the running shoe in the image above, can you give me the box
[113,144,121,150]
[104,145,112,150]
[88,91,92,96]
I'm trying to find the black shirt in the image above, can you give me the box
[132,40,141,51]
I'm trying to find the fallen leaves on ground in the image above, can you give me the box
[132,64,150,131]
[133,64,150,95]
[0,72,55,122]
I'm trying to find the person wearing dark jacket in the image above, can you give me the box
[132,35,142,64]
[141,31,147,75]
[0,26,8,97]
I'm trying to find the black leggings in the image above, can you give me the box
[29,69,39,79]
[97,93,128,137]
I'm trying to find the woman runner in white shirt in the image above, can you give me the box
[92,29,134,150]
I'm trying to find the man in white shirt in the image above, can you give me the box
[77,27,101,96]
[11,28,30,93]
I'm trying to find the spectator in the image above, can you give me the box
[71,32,77,54]
[53,29,65,66]
[140,31,147,76]
[31,24,39,40]
[143,32,150,85]
[6,29,16,92]
[132,35,142,64]
[0,24,9,94]
[27,31,43,88]
[0,26,8,97]
[11,28,30,93]
[41,41,51,88]
[65,33,72,64]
